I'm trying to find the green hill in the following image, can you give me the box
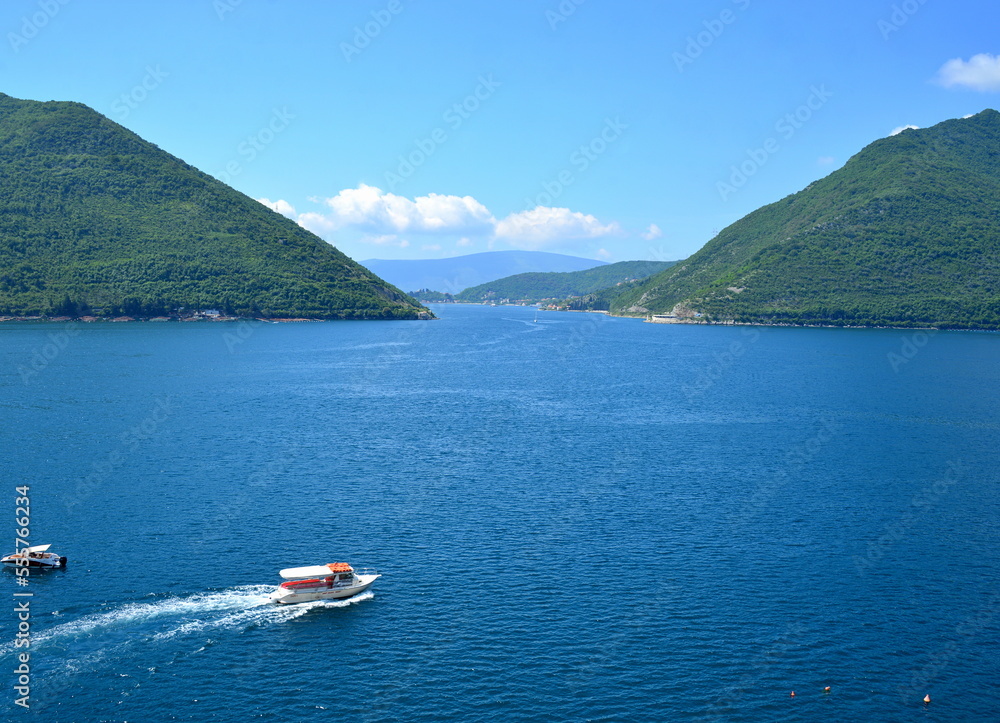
[454,260,676,303]
[612,110,1000,329]
[0,93,428,319]
[366,250,608,294]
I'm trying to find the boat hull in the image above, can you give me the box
[269,574,379,605]
[1,554,65,568]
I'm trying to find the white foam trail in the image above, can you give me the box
[502,317,549,330]
[26,585,272,646]
[344,341,412,350]
[0,586,374,656]
[150,590,375,641]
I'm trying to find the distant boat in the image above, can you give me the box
[1,544,66,569]
[268,562,380,604]
[534,309,539,323]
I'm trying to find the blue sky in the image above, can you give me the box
[3,0,998,263]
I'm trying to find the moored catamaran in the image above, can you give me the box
[1,544,67,569]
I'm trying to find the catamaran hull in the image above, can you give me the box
[1,556,66,569]
[269,574,379,605]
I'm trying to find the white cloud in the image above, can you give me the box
[494,207,620,249]
[890,124,920,136]
[817,156,836,165]
[596,248,613,260]
[641,223,663,241]
[313,184,495,235]
[290,185,625,255]
[256,197,296,217]
[935,53,1000,92]
[296,211,337,236]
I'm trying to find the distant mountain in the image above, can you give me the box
[360,251,608,294]
[454,260,677,303]
[613,110,1000,329]
[0,93,427,319]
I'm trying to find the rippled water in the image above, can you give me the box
[2,305,998,720]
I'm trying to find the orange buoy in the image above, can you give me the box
[790,691,795,697]
[824,686,831,693]
[924,694,931,704]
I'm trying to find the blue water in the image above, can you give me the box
[2,305,998,721]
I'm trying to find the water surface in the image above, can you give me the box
[2,305,998,720]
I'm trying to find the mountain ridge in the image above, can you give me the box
[361,250,608,295]
[453,260,677,303]
[612,110,1000,329]
[0,92,428,319]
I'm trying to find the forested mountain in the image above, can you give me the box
[455,260,676,302]
[0,93,427,319]
[363,251,607,295]
[613,110,1000,329]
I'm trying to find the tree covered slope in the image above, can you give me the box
[455,260,676,302]
[613,110,1000,328]
[0,93,427,319]
[364,250,608,295]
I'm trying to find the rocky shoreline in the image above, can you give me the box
[637,314,971,331]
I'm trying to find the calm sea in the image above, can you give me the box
[1,304,998,721]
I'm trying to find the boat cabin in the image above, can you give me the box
[277,562,356,590]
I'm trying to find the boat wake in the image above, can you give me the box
[343,340,413,351]
[503,317,549,329]
[150,588,375,642]
[0,586,374,711]
[0,585,375,660]
[469,319,547,347]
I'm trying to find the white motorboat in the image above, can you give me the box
[1,544,66,569]
[268,562,380,605]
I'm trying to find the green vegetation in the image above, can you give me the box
[455,260,676,303]
[409,289,455,302]
[0,93,429,319]
[613,110,1000,329]
[564,284,641,312]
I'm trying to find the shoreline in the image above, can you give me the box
[431,302,999,331]
[0,315,319,323]
[632,314,992,332]
[2,308,994,332]
[0,313,434,323]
